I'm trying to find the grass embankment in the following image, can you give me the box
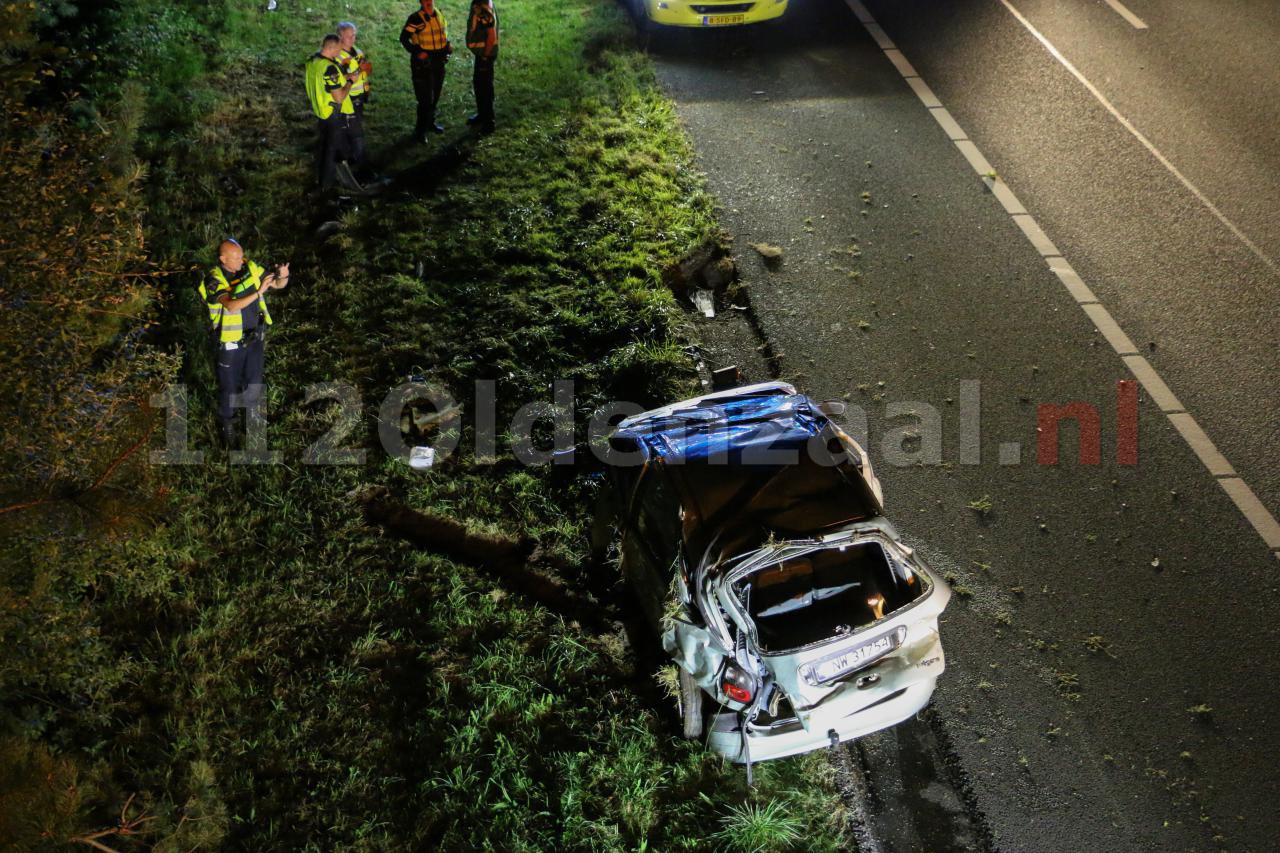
[2,0,849,848]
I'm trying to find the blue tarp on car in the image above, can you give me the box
[614,392,830,465]
[612,389,879,546]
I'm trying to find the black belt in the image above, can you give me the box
[217,327,264,350]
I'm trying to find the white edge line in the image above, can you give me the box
[1218,478,1280,549]
[985,177,1027,215]
[1166,412,1236,477]
[928,107,968,142]
[905,76,942,108]
[847,0,1280,553]
[1121,354,1184,412]
[883,49,919,78]
[1079,303,1138,354]
[953,140,994,176]
[864,22,896,50]
[1102,0,1149,30]
[1046,256,1098,303]
[1011,214,1061,257]
[846,0,874,24]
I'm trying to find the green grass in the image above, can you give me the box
[711,799,806,852]
[0,0,854,849]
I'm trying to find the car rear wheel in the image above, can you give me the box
[679,667,703,739]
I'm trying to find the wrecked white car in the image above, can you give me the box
[604,382,951,766]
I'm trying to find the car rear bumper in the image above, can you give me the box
[645,0,788,27]
[707,676,938,763]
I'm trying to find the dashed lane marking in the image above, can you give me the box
[928,107,968,142]
[1080,303,1138,355]
[844,0,1280,554]
[1046,257,1098,304]
[1217,479,1280,549]
[984,176,1027,216]
[1101,0,1149,30]
[1167,412,1236,478]
[905,76,942,108]
[1011,213,1061,257]
[1120,355,1184,413]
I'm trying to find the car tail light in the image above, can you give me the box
[721,662,754,703]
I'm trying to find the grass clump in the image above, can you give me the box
[966,494,994,515]
[711,799,805,852]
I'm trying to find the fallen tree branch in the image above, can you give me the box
[353,485,611,631]
[69,793,156,852]
[89,429,151,493]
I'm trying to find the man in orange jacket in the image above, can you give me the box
[400,0,452,141]
[466,0,499,134]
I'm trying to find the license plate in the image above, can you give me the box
[702,14,745,25]
[804,626,906,685]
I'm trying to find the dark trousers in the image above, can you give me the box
[317,112,369,188]
[473,55,496,123]
[411,53,448,133]
[215,334,265,429]
[347,109,369,179]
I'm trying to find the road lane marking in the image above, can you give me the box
[996,0,1278,277]
[845,0,1280,554]
[864,22,896,49]
[1011,213,1060,256]
[984,176,1027,215]
[883,49,919,78]
[1121,355,1184,412]
[1080,303,1138,354]
[953,140,995,176]
[1046,257,1098,303]
[1217,479,1280,549]
[905,77,942,108]
[1101,0,1149,30]
[1167,413,1236,477]
[848,0,874,23]
[928,106,968,142]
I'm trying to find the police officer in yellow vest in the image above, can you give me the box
[400,0,452,141]
[200,239,289,445]
[466,0,498,134]
[305,33,362,190]
[336,22,371,116]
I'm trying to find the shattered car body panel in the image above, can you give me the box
[606,382,951,763]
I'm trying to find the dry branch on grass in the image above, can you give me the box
[353,486,611,631]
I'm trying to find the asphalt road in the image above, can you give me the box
[648,1,1280,849]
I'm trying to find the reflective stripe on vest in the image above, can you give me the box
[305,54,354,119]
[466,3,498,52]
[339,46,369,96]
[406,10,448,51]
[198,261,272,344]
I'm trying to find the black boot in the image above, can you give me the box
[219,421,237,449]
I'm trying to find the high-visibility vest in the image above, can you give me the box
[404,9,448,51]
[466,1,498,57]
[339,45,370,96]
[305,53,355,120]
[198,261,273,344]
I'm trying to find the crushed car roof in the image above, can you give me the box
[613,385,882,557]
